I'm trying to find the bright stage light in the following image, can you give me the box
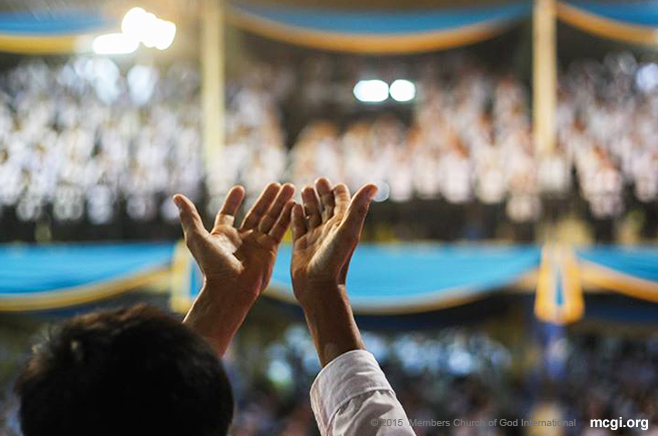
[117,7,177,53]
[353,80,389,103]
[121,7,148,40]
[153,19,177,50]
[139,12,160,48]
[389,79,416,102]
[92,33,139,55]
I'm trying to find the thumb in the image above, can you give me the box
[173,194,208,241]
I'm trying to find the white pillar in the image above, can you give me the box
[201,0,224,171]
[533,0,557,156]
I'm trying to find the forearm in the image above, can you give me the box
[183,279,256,357]
[299,284,365,367]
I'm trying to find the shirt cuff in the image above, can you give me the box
[310,350,394,434]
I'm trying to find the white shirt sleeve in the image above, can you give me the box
[310,350,416,436]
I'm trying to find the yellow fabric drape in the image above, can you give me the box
[0,267,170,312]
[535,245,584,325]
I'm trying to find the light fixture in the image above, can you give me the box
[92,33,139,55]
[389,79,416,102]
[353,80,389,103]
[152,19,177,50]
[139,12,161,48]
[121,7,148,41]
[96,6,177,55]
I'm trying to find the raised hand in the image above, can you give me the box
[290,178,376,304]
[174,183,295,300]
[174,183,294,356]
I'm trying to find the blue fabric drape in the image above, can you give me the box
[564,1,658,28]
[578,247,658,283]
[230,2,531,34]
[0,8,115,54]
[557,0,658,46]
[263,244,540,313]
[4,242,658,317]
[0,243,174,311]
[227,1,531,53]
[0,9,112,35]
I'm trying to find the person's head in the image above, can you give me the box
[16,305,233,436]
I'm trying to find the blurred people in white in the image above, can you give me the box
[0,58,205,224]
[2,52,656,230]
[559,52,658,217]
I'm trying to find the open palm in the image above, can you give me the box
[174,182,295,300]
[291,178,376,300]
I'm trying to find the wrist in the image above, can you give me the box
[296,285,365,367]
[183,278,258,356]
[202,276,259,306]
[292,275,342,305]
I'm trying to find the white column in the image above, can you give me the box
[533,0,557,156]
[201,0,224,171]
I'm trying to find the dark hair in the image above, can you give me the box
[15,305,234,436]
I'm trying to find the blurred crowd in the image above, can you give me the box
[0,58,204,227]
[228,325,520,436]
[206,64,290,216]
[5,310,658,436]
[289,56,539,225]
[0,52,657,242]
[218,328,658,436]
[557,53,658,220]
[564,334,658,436]
[289,53,658,232]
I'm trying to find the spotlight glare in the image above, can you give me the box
[121,7,147,40]
[390,79,416,102]
[92,33,139,55]
[353,80,389,103]
[118,7,177,52]
[154,20,177,50]
[140,12,160,48]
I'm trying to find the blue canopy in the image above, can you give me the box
[578,246,658,303]
[0,9,111,35]
[230,2,530,34]
[0,8,115,54]
[227,2,531,53]
[579,247,658,283]
[564,1,658,28]
[557,1,658,46]
[176,244,541,315]
[3,242,657,320]
[0,243,174,311]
